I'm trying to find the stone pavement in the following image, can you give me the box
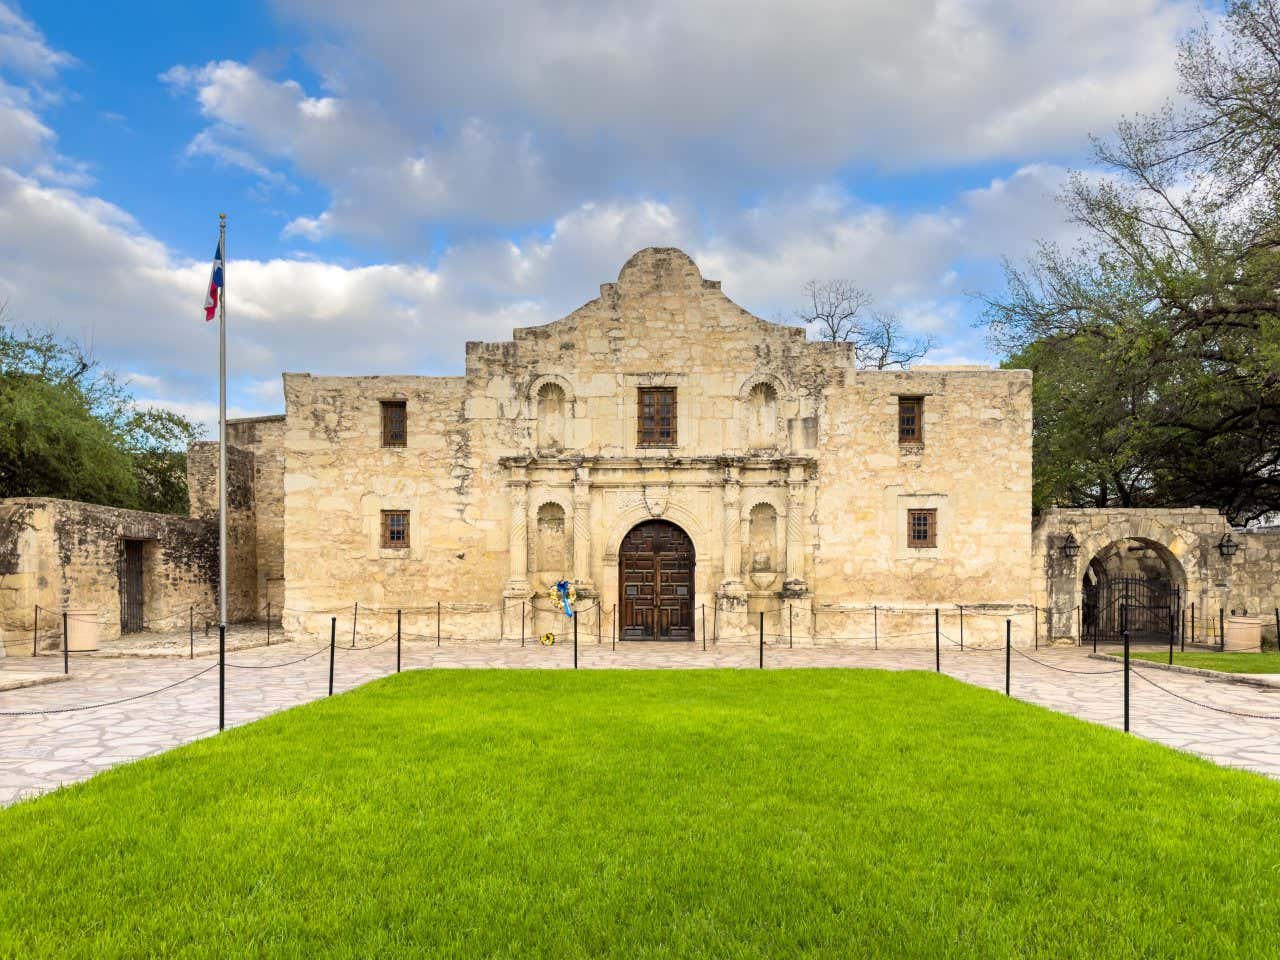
[3,636,1280,807]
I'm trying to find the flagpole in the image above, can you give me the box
[218,213,228,631]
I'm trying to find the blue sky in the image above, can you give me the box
[0,1,1212,432]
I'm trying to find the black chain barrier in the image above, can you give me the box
[1009,645,1126,675]
[1129,667,1280,721]
[0,663,219,717]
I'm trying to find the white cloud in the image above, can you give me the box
[0,154,1078,423]
[162,0,1199,246]
[0,3,74,81]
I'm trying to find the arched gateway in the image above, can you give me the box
[619,520,694,641]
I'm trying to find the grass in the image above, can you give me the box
[1130,651,1280,674]
[3,669,1280,959]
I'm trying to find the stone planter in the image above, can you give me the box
[1223,616,1266,652]
[65,609,101,652]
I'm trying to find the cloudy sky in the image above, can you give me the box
[0,1,1211,432]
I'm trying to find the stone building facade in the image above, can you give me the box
[3,247,1276,654]
[277,248,1034,646]
[0,498,217,649]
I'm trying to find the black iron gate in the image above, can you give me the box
[1082,576,1178,645]
[121,539,144,634]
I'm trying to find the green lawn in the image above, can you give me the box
[3,670,1280,959]
[1131,651,1280,674]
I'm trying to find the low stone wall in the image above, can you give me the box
[0,498,218,653]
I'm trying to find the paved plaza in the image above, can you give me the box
[3,633,1280,806]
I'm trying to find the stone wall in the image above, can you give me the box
[187,438,259,622]
[0,498,217,652]
[229,416,286,618]
[1231,527,1280,643]
[1033,507,1235,644]
[281,248,1034,646]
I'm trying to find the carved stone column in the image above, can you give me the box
[503,471,531,598]
[720,465,746,599]
[783,467,808,596]
[572,464,595,594]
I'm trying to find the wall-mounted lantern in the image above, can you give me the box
[1218,533,1239,559]
[1061,533,1081,559]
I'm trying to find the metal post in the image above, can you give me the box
[217,213,228,640]
[597,604,602,645]
[189,605,194,660]
[1005,619,1011,696]
[934,608,940,672]
[1168,607,1175,665]
[789,603,793,649]
[1181,605,1187,653]
[1219,607,1225,651]
[1274,607,1279,652]
[266,601,271,647]
[612,604,617,652]
[1191,601,1196,642]
[397,609,402,673]
[328,617,336,697]
[759,611,764,669]
[352,601,358,648]
[712,598,719,645]
[218,624,225,731]
[437,601,441,647]
[573,610,579,670]
[1123,628,1130,733]
[1034,604,1039,651]
[702,603,706,651]
[873,604,878,650]
[32,604,37,657]
[521,601,526,648]
[62,611,68,675]
[959,604,964,651]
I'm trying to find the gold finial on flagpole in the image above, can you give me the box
[219,212,226,221]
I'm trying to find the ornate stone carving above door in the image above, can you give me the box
[644,484,670,517]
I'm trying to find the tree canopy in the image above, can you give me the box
[0,314,202,515]
[983,0,1280,525]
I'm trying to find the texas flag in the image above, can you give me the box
[203,238,224,321]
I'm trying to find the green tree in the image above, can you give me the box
[0,313,203,514]
[984,0,1280,525]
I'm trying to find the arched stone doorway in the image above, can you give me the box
[619,520,694,641]
[1081,537,1186,644]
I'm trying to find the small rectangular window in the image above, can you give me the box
[899,397,923,444]
[637,387,677,447]
[381,400,407,447]
[381,510,410,548]
[907,509,937,549]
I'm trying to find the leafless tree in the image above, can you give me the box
[794,279,873,343]
[854,311,936,370]
[794,280,934,368]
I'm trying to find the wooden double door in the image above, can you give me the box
[619,520,694,641]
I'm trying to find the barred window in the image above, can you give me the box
[637,387,677,446]
[898,397,923,444]
[907,509,936,548]
[381,400,407,447]
[381,510,410,548]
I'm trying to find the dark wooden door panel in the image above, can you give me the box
[619,520,693,641]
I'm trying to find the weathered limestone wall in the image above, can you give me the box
[0,498,217,652]
[187,440,258,622]
[1231,528,1280,642]
[228,415,286,618]
[812,366,1034,647]
[281,373,504,640]
[1032,507,1234,643]
[281,247,1035,646]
